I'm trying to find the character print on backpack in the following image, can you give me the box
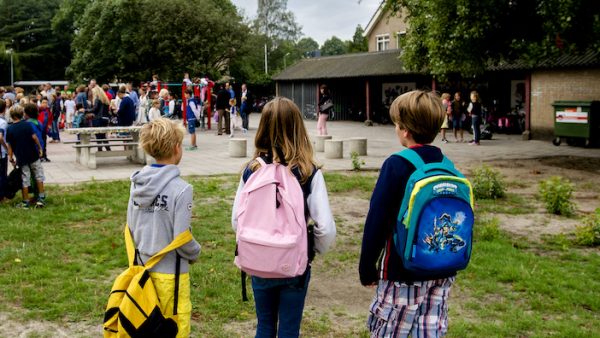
[394,149,474,278]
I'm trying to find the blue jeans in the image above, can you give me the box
[472,115,481,143]
[51,119,60,140]
[251,268,311,338]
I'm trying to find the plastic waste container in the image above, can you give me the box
[552,100,600,147]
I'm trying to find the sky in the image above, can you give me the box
[230,0,382,45]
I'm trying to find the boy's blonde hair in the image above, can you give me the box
[152,99,160,107]
[139,118,184,160]
[390,90,444,144]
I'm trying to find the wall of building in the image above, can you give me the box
[367,14,407,52]
[530,68,600,138]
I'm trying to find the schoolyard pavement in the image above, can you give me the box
[41,118,600,184]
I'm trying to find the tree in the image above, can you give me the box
[383,0,600,78]
[296,37,320,58]
[0,0,68,81]
[254,0,302,44]
[321,36,347,56]
[347,25,368,53]
[68,0,248,82]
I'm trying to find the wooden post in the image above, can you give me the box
[182,82,187,121]
[365,80,370,121]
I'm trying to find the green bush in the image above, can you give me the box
[472,165,506,199]
[475,217,501,241]
[350,151,365,171]
[538,176,575,216]
[575,208,600,246]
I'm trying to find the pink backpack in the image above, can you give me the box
[235,157,308,279]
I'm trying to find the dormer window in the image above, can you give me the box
[376,34,390,51]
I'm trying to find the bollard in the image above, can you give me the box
[348,137,367,156]
[314,135,332,152]
[229,138,247,158]
[324,139,343,159]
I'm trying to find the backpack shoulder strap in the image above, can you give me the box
[393,148,425,169]
[124,224,193,270]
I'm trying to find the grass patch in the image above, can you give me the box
[476,192,534,215]
[0,171,599,337]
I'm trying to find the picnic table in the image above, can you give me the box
[64,126,148,169]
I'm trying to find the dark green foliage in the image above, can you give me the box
[539,176,575,216]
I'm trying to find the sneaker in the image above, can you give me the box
[229,134,234,138]
[468,141,480,146]
[242,128,248,134]
[35,198,46,208]
[186,146,198,151]
[17,201,30,209]
[442,139,448,144]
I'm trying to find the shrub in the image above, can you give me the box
[472,165,506,199]
[475,217,501,241]
[350,151,365,171]
[538,176,575,216]
[574,208,600,246]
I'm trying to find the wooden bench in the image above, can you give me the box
[63,138,134,145]
[73,142,140,169]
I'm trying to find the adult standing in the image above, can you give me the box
[317,84,333,136]
[468,91,483,145]
[240,83,252,131]
[450,92,465,143]
[75,85,88,111]
[126,83,139,113]
[117,87,136,127]
[136,86,150,125]
[216,84,231,135]
[89,86,111,151]
[49,92,62,142]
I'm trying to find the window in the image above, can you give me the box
[376,34,390,52]
[396,31,406,49]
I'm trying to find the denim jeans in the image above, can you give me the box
[472,115,481,143]
[251,268,311,338]
[50,119,60,140]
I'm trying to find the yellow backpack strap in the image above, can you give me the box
[143,230,194,270]
[124,224,136,267]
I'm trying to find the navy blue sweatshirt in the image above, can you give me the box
[359,145,456,285]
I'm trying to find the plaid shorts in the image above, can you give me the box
[367,277,455,338]
[21,159,45,188]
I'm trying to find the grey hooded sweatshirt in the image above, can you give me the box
[127,164,200,274]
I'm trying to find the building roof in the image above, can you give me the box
[364,2,385,37]
[489,50,600,71]
[272,50,408,81]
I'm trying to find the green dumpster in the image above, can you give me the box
[552,100,600,147]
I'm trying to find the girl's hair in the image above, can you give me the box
[91,86,110,105]
[389,90,444,145]
[250,97,317,183]
[229,98,236,105]
[470,90,480,102]
[77,85,86,93]
[152,99,160,107]
[441,93,451,100]
[139,118,184,160]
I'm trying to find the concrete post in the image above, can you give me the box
[324,140,343,159]
[229,138,247,158]
[314,135,332,152]
[348,137,367,156]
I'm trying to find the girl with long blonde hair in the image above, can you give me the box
[231,97,336,337]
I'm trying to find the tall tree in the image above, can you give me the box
[0,0,68,81]
[383,0,600,78]
[69,0,248,82]
[254,0,302,44]
[321,36,347,56]
[347,25,368,53]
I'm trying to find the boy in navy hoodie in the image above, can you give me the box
[359,91,453,337]
[127,118,200,337]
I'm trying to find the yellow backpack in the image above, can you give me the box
[103,225,193,338]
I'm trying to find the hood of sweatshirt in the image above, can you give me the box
[130,165,180,207]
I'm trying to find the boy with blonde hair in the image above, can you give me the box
[360,90,456,337]
[127,118,201,337]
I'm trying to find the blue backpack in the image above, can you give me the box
[393,149,474,277]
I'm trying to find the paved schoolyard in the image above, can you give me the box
[41,118,600,184]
